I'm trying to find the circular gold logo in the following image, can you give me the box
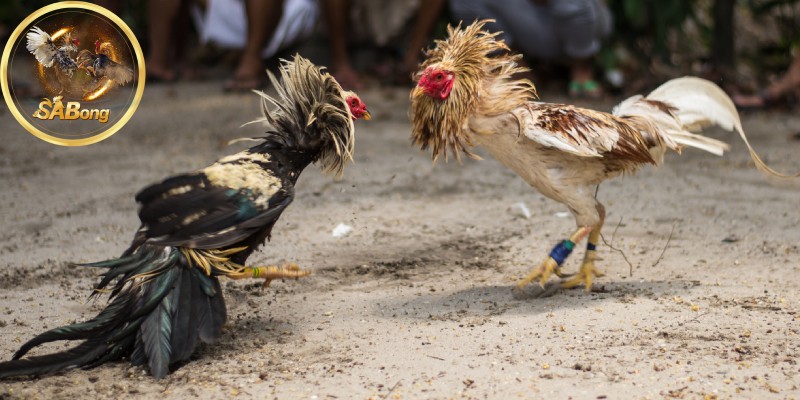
[1,1,145,146]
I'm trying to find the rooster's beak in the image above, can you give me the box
[363,109,372,121]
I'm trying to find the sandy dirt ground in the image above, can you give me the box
[0,82,799,400]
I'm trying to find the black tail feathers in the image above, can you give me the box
[0,245,226,379]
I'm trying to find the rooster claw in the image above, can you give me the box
[226,262,311,287]
[516,257,562,289]
[553,269,574,279]
[560,260,604,292]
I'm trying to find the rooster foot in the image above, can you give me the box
[515,257,569,289]
[226,262,311,287]
[560,259,604,292]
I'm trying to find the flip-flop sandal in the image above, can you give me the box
[568,80,603,99]
[581,80,603,99]
[568,80,582,98]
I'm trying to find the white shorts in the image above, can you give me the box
[195,0,319,58]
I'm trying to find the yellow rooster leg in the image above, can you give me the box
[516,226,592,288]
[226,262,311,287]
[562,224,605,292]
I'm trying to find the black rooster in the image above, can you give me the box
[0,55,369,379]
[76,40,134,86]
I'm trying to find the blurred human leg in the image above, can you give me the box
[323,0,362,89]
[401,0,446,79]
[449,0,609,96]
[550,0,610,97]
[147,0,183,81]
[734,52,800,109]
[225,0,284,91]
[448,0,555,59]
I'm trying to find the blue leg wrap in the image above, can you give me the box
[549,240,575,266]
[586,243,597,251]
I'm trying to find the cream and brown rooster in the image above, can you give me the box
[410,20,797,293]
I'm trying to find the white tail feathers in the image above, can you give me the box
[615,76,798,178]
[26,26,55,67]
[613,93,729,162]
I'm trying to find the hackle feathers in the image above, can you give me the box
[248,55,355,176]
[410,20,537,161]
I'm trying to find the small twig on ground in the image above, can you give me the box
[610,216,623,245]
[601,232,635,277]
[427,355,445,361]
[600,217,635,277]
[382,380,401,400]
[462,379,476,392]
[594,187,634,276]
[676,311,710,328]
[652,223,677,268]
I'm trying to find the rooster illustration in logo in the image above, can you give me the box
[77,40,134,86]
[26,26,79,77]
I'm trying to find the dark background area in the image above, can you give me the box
[1,0,798,97]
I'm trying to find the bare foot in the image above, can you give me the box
[223,75,265,92]
[331,63,363,90]
[146,63,177,82]
[224,56,266,92]
[732,93,768,109]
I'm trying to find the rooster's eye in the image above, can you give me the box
[435,73,443,81]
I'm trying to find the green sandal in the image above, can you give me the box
[568,80,582,98]
[568,80,603,99]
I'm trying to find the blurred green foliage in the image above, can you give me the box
[747,0,800,14]
[745,0,800,49]
[742,0,800,76]
[608,0,799,60]
[608,0,710,61]
[607,0,704,62]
